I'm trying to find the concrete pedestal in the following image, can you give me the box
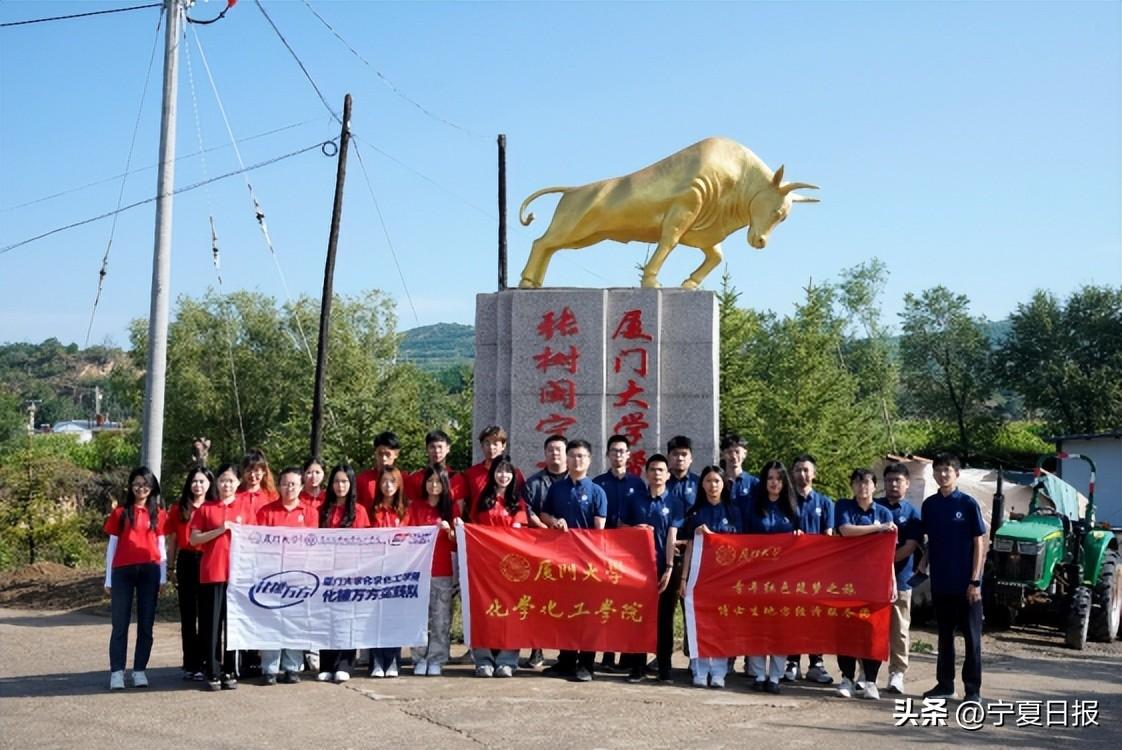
[473,288,718,470]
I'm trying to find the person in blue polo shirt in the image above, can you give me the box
[834,468,897,701]
[918,453,987,702]
[679,465,742,688]
[592,434,646,673]
[786,453,836,685]
[721,433,758,521]
[746,460,802,694]
[876,462,922,694]
[540,438,608,683]
[619,453,685,684]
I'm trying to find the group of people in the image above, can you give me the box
[104,426,987,703]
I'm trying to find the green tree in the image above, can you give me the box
[995,286,1122,434]
[898,286,995,452]
[720,276,884,497]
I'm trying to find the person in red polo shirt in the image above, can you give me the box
[406,429,467,503]
[104,466,167,691]
[189,463,252,691]
[299,457,326,512]
[256,467,319,685]
[165,466,216,682]
[356,431,402,513]
[463,425,525,516]
[316,464,370,684]
[236,448,278,515]
[368,467,408,677]
[405,464,461,676]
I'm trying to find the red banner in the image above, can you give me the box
[456,525,658,653]
[685,533,895,661]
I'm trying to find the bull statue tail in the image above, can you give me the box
[519,186,569,226]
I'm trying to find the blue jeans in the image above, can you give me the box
[109,563,160,672]
[472,648,519,669]
[371,647,400,672]
[261,648,303,675]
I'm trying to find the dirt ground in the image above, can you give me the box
[0,565,1119,749]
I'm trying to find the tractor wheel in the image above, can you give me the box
[1065,586,1091,650]
[1089,549,1121,642]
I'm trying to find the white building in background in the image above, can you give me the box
[47,419,125,444]
[1050,429,1122,528]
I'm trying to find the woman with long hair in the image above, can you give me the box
[189,462,251,691]
[459,456,526,677]
[368,467,407,677]
[165,465,216,681]
[104,466,167,690]
[679,465,742,688]
[405,464,460,676]
[316,464,370,683]
[237,448,277,514]
[746,460,801,695]
[301,457,326,512]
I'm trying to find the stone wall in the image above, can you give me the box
[473,288,718,471]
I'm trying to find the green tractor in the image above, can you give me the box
[986,452,1120,649]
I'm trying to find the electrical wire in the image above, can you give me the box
[1,118,328,214]
[300,0,487,139]
[84,5,166,347]
[253,0,340,124]
[0,2,161,28]
[351,141,419,326]
[0,140,333,255]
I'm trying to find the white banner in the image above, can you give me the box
[226,525,437,650]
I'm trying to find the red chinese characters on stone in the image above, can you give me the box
[613,411,650,445]
[613,348,648,378]
[535,413,578,435]
[612,309,653,342]
[539,379,576,410]
[613,379,649,410]
[533,345,580,375]
[537,307,580,341]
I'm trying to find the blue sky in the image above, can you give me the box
[1,0,1119,347]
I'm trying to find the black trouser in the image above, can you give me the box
[623,557,682,678]
[320,649,355,674]
[934,593,982,695]
[837,655,881,683]
[787,653,825,669]
[109,562,161,672]
[175,550,204,674]
[200,582,237,679]
[557,650,596,673]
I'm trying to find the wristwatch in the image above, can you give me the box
[968,579,981,587]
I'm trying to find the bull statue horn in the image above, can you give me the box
[780,181,820,195]
[771,164,785,187]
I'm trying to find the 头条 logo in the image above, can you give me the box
[249,570,320,609]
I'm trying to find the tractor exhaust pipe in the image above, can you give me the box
[990,466,1005,539]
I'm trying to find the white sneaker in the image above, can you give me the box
[887,671,904,694]
[782,660,799,682]
[837,677,855,698]
[413,660,428,676]
[316,671,332,682]
[692,675,708,687]
[862,682,881,700]
[385,661,399,678]
[131,671,148,688]
[109,670,125,690]
[334,671,350,683]
[426,663,443,676]
[805,664,834,684]
[495,665,514,678]
[711,676,725,688]
[370,665,385,678]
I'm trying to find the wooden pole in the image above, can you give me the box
[310,94,352,459]
[498,133,507,291]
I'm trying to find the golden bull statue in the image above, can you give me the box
[518,137,819,289]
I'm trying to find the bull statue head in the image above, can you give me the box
[746,165,820,250]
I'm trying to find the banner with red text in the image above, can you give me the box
[456,525,658,652]
[684,533,895,660]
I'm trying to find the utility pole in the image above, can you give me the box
[310,94,353,460]
[140,0,181,480]
[497,134,507,291]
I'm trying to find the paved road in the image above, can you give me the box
[0,608,1117,749]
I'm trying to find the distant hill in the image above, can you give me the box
[400,323,475,371]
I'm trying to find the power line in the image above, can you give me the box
[0,2,161,28]
[300,0,487,139]
[85,5,166,347]
[253,0,340,124]
[0,118,327,214]
[0,139,335,255]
